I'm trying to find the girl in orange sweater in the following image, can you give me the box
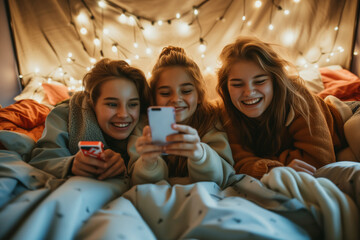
[216,36,358,179]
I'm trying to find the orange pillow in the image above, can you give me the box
[42,82,70,105]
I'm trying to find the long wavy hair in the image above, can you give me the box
[216,36,312,157]
[82,58,152,115]
[150,46,220,176]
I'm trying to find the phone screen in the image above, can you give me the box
[148,106,178,145]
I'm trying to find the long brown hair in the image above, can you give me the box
[82,58,152,114]
[216,36,312,157]
[150,46,219,176]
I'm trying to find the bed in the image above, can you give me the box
[1,0,360,239]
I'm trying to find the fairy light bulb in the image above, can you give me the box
[112,45,118,52]
[98,1,106,8]
[147,72,152,78]
[146,47,152,55]
[135,55,139,59]
[125,59,131,64]
[103,28,109,35]
[80,27,87,35]
[119,14,127,24]
[94,38,100,46]
[19,75,23,78]
[193,8,199,15]
[128,16,136,26]
[294,0,300,2]
[133,42,139,48]
[47,78,52,83]
[334,26,339,31]
[67,57,72,63]
[326,58,330,62]
[178,22,190,35]
[77,13,87,23]
[330,52,334,56]
[158,20,163,26]
[255,1,262,8]
[247,21,252,26]
[284,9,290,15]
[201,54,205,58]
[176,13,181,19]
[354,51,358,56]
[268,24,274,30]
[242,16,246,21]
[199,41,207,53]
[90,58,96,64]
[86,67,91,71]
[338,46,344,52]
[68,52,73,58]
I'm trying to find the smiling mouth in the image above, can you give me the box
[242,98,262,105]
[112,122,131,128]
[174,106,186,112]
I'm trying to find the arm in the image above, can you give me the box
[187,122,235,188]
[29,103,74,178]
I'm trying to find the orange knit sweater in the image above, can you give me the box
[225,95,347,179]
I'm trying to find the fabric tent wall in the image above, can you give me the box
[0,0,21,107]
[8,0,359,99]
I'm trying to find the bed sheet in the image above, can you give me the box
[1,134,359,240]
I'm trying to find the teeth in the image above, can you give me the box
[113,123,130,128]
[242,98,261,105]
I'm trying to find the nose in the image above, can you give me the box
[170,92,182,103]
[116,105,129,118]
[244,84,256,96]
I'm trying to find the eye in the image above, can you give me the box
[181,88,193,94]
[128,102,139,108]
[106,102,117,107]
[159,91,170,97]
[230,83,244,88]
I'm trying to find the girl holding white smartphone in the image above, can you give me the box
[129,46,235,188]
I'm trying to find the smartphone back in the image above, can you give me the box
[148,106,177,145]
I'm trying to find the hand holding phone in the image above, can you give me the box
[148,106,178,146]
[78,141,104,160]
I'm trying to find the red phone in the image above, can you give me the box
[78,141,104,160]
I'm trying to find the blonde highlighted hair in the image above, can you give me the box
[216,36,312,157]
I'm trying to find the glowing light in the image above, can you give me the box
[281,30,296,46]
[125,59,131,64]
[199,43,207,53]
[205,66,212,72]
[135,55,139,59]
[35,67,40,73]
[143,25,155,38]
[255,1,262,8]
[177,22,190,35]
[354,51,358,56]
[86,67,91,71]
[133,42,139,48]
[90,58,96,64]
[67,57,72,63]
[94,38,100,46]
[112,45,118,52]
[146,47,152,55]
[326,58,330,62]
[314,64,319,68]
[47,78,52,83]
[193,8,199,15]
[242,16,246,21]
[77,13,87,23]
[284,9,290,15]
[201,54,205,58]
[268,24,274,30]
[330,52,334,56]
[103,28,109,35]
[118,14,127,24]
[19,75,23,78]
[80,27,87,35]
[334,26,339,31]
[158,20,163,26]
[128,16,136,26]
[176,13,181,19]
[147,72,152,78]
[247,21,252,26]
[338,46,344,52]
[98,1,106,8]
[293,0,300,2]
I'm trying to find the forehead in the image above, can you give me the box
[99,78,139,98]
[228,60,266,78]
[157,67,194,88]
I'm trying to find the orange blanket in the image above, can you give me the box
[0,99,51,142]
[318,68,360,101]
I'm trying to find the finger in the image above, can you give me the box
[73,160,100,175]
[98,161,126,180]
[136,135,154,148]
[78,151,107,169]
[165,142,198,151]
[293,159,316,174]
[167,133,200,143]
[171,124,198,135]
[143,125,151,136]
[164,149,195,158]
[137,143,163,155]
[142,151,162,160]
[72,168,95,177]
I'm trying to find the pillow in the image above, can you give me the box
[42,82,70,105]
[299,68,324,94]
[14,76,47,104]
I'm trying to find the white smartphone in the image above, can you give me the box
[148,106,178,145]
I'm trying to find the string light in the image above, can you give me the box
[176,13,181,19]
[255,1,262,8]
[80,27,87,35]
